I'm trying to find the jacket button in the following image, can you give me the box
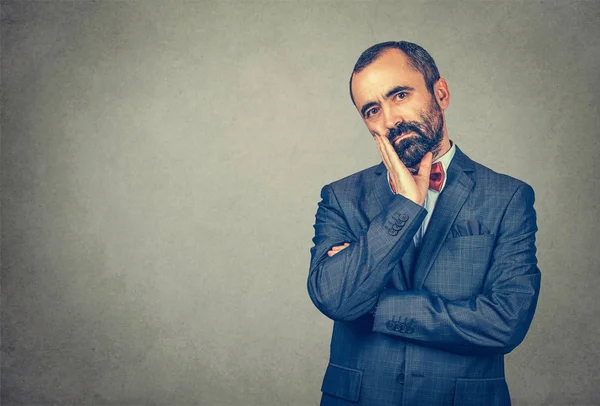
[397,373,405,384]
[386,321,395,331]
[399,214,409,221]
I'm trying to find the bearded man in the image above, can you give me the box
[307,41,540,406]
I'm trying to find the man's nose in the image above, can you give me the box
[383,105,401,130]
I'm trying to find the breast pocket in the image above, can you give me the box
[444,234,495,251]
[443,234,495,269]
[425,234,496,300]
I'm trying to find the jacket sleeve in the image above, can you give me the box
[372,183,541,355]
[307,183,427,321]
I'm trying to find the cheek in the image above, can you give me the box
[364,121,385,137]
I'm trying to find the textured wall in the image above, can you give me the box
[1,1,599,405]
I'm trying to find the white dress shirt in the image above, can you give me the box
[387,141,456,248]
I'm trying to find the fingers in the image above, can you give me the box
[327,243,350,257]
[376,135,405,173]
[414,152,433,195]
[379,135,398,168]
[374,135,392,170]
[378,135,415,191]
[374,134,432,205]
[382,136,411,173]
[417,152,433,177]
[329,243,349,252]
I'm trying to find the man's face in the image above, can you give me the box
[351,49,445,169]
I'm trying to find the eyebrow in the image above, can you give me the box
[360,85,416,117]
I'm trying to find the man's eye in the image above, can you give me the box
[365,107,379,118]
[395,92,407,100]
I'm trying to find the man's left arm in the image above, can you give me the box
[372,183,541,356]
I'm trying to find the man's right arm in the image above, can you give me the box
[307,183,427,321]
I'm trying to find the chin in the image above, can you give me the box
[396,148,425,168]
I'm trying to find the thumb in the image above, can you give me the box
[417,152,433,178]
[414,152,433,193]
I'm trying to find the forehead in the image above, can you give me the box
[351,49,426,105]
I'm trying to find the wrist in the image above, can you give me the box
[406,193,425,206]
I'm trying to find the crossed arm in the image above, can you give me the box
[308,136,540,356]
[308,181,540,356]
[308,135,433,319]
[372,183,540,355]
[307,184,427,321]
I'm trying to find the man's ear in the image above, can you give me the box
[434,78,450,110]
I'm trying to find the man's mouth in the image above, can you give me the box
[390,131,415,145]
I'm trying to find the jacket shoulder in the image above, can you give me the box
[457,147,534,195]
[471,160,534,195]
[325,163,382,192]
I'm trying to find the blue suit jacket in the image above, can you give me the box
[308,146,540,406]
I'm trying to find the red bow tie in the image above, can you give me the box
[428,162,445,192]
[388,161,445,194]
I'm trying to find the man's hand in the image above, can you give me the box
[328,242,350,257]
[374,134,432,205]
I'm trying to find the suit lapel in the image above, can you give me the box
[412,147,476,290]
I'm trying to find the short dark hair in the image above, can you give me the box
[349,41,441,105]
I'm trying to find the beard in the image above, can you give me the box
[386,97,444,170]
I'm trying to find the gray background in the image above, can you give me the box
[1,1,599,405]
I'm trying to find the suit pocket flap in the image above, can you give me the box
[453,377,510,406]
[321,363,362,402]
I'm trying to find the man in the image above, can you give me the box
[307,41,540,406]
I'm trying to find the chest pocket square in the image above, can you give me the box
[445,220,494,251]
[449,219,490,238]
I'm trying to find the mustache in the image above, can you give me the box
[387,122,423,142]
